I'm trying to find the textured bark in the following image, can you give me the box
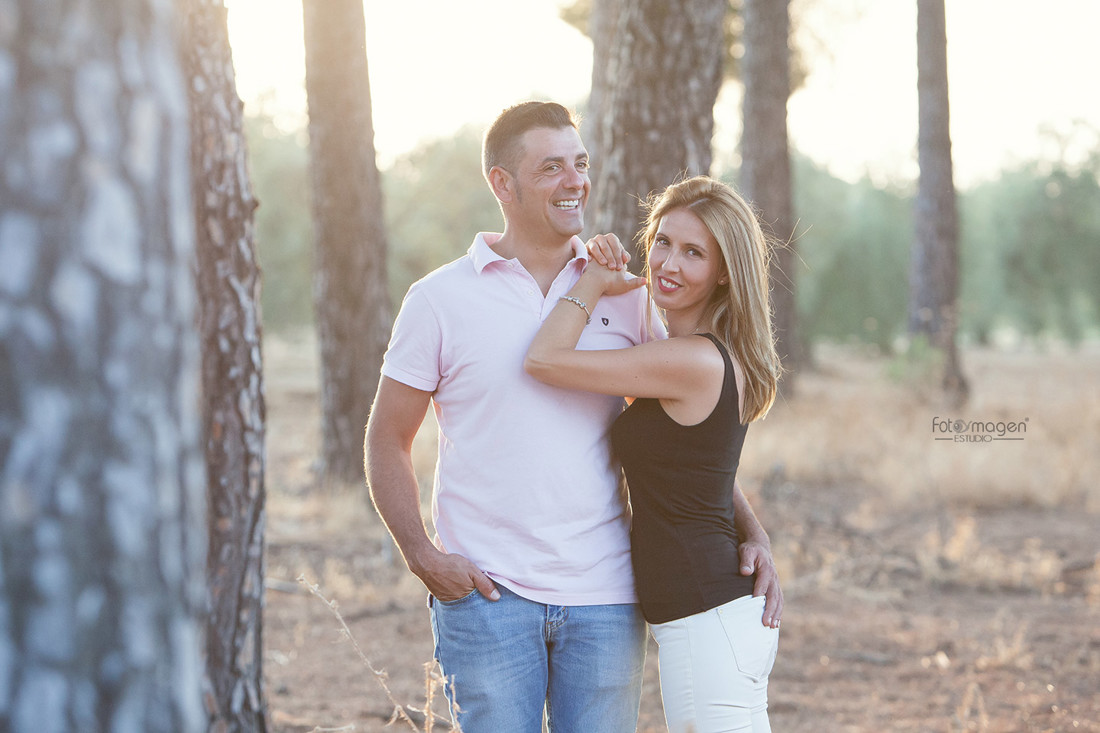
[911,0,968,404]
[741,0,801,379]
[0,0,205,730]
[580,0,622,165]
[587,0,726,265]
[302,0,392,486]
[183,1,268,730]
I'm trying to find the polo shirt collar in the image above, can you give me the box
[469,233,589,275]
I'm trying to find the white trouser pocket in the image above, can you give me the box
[716,595,779,682]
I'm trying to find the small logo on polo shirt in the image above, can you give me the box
[601,317,609,326]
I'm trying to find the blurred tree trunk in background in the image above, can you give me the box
[587,0,726,265]
[741,0,802,383]
[0,0,206,730]
[302,0,392,486]
[911,0,968,405]
[184,0,269,729]
[578,0,621,165]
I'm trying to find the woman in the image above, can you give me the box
[524,175,783,732]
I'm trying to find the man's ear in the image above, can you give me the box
[488,166,514,204]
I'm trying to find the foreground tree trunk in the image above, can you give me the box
[0,1,205,730]
[183,0,268,729]
[741,0,802,381]
[911,0,968,405]
[587,0,726,263]
[302,0,392,486]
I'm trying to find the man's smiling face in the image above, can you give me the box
[507,126,591,241]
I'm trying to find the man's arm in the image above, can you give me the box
[732,478,783,628]
[364,377,499,601]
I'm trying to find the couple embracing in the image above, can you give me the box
[365,101,783,733]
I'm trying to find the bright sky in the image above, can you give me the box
[225,0,1100,189]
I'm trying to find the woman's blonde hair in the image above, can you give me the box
[639,175,783,423]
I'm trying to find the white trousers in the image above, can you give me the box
[650,595,779,733]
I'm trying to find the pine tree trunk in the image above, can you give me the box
[912,0,968,405]
[302,0,392,486]
[581,0,622,165]
[0,1,205,730]
[741,0,801,380]
[183,1,268,730]
[587,0,726,264]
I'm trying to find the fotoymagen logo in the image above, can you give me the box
[931,416,1029,443]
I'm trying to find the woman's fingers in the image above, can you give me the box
[586,233,629,270]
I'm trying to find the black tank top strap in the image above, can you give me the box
[698,333,739,419]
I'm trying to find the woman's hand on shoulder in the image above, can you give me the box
[582,259,646,297]
[584,233,646,296]
[586,233,631,270]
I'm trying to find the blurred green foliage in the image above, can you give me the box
[244,117,501,331]
[382,125,503,304]
[785,156,912,352]
[244,112,1100,349]
[244,113,314,330]
[960,153,1100,345]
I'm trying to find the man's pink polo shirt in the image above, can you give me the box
[381,233,660,606]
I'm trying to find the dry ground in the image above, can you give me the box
[260,334,1100,732]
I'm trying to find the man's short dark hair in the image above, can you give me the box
[482,102,579,178]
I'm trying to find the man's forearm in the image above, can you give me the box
[732,479,770,547]
[366,449,438,575]
[364,377,441,577]
[366,429,499,603]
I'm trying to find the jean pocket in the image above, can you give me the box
[433,589,480,607]
[717,601,779,681]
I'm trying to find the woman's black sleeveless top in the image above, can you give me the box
[610,333,755,624]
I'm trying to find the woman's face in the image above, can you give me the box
[647,207,725,320]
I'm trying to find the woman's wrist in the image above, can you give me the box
[571,268,608,304]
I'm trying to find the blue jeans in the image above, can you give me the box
[429,585,646,732]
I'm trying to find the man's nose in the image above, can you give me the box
[564,165,586,189]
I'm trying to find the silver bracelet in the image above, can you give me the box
[560,296,591,324]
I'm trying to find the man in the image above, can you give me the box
[365,101,781,732]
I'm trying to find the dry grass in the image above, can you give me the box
[739,342,1100,511]
[296,576,461,733]
[261,332,1100,732]
[268,332,1100,521]
[915,515,1064,592]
